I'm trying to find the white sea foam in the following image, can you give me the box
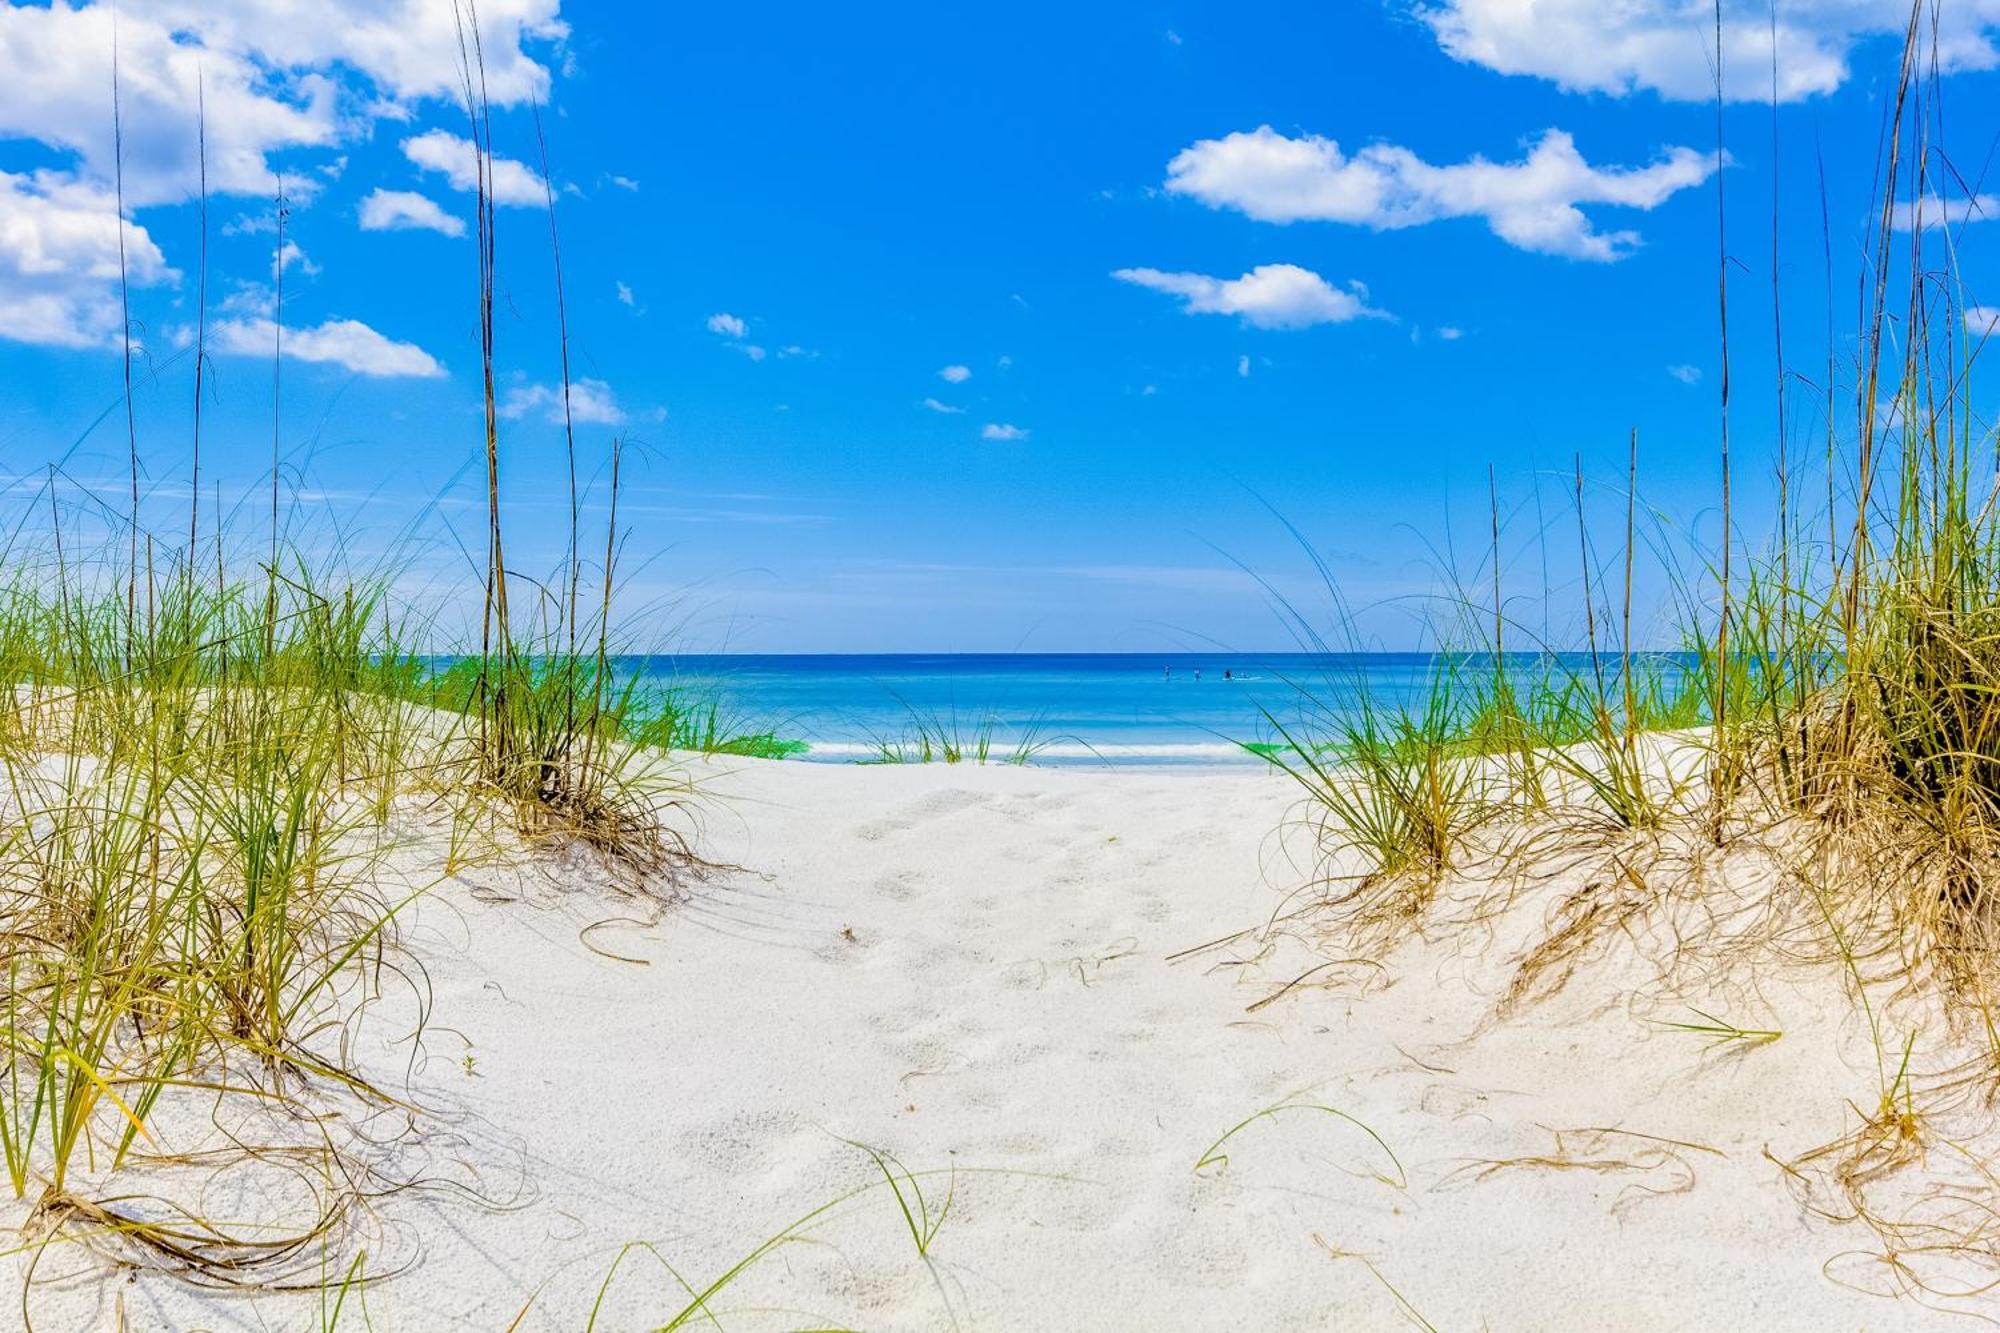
[801,740,1258,762]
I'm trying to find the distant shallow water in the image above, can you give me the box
[618,653,1450,766]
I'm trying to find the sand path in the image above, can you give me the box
[32,760,1951,1329]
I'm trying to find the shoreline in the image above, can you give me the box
[791,737,1278,764]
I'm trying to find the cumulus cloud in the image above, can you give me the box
[1165,125,1715,261]
[209,316,443,377]
[1113,263,1386,329]
[0,1,562,207]
[500,377,627,424]
[0,170,175,348]
[0,0,561,349]
[1418,0,2000,102]
[981,423,1029,441]
[402,129,549,206]
[1237,355,1250,377]
[938,364,972,383]
[1667,363,1703,384]
[705,310,767,358]
[274,240,319,278]
[358,188,465,237]
[1890,193,1997,230]
[1969,306,2000,336]
[921,397,964,414]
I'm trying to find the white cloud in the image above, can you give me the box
[939,364,972,383]
[148,1,563,107]
[0,0,561,351]
[1114,263,1386,329]
[1418,0,2000,102]
[358,188,465,237]
[500,377,626,425]
[982,423,1029,441]
[209,316,443,377]
[1667,363,1703,384]
[1437,326,1464,340]
[1890,194,1998,230]
[1237,354,1250,377]
[608,174,640,191]
[1968,306,2000,336]
[274,240,318,277]
[1165,125,1715,261]
[706,310,768,359]
[0,1,561,208]
[0,170,175,348]
[402,129,549,206]
[921,397,964,414]
[570,380,628,423]
[616,281,635,306]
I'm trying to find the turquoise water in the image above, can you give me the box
[631,653,1450,765]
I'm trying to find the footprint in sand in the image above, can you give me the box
[864,1003,932,1035]
[899,788,984,820]
[999,958,1052,990]
[887,1032,959,1072]
[989,1129,1051,1156]
[1028,1184,1119,1234]
[680,1108,807,1178]
[1152,1217,1249,1289]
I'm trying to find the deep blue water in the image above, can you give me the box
[624,652,1459,765]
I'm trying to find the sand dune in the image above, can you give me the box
[9,757,1964,1330]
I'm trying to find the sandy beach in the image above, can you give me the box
[6,753,1964,1331]
[3,0,1996,1328]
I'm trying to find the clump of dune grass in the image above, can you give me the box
[1262,669,1488,930]
[1263,6,2000,1308]
[863,699,1055,765]
[0,13,722,1309]
[443,44,710,884]
[0,547,444,1295]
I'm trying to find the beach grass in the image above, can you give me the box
[7,0,2000,1324]
[0,20,779,1304]
[862,700,1056,765]
[1256,10,2000,1302]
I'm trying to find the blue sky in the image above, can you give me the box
[0,0,1995,651]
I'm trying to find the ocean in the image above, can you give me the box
[634,652,1452,765]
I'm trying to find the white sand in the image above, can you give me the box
[8,757,1972,1329]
